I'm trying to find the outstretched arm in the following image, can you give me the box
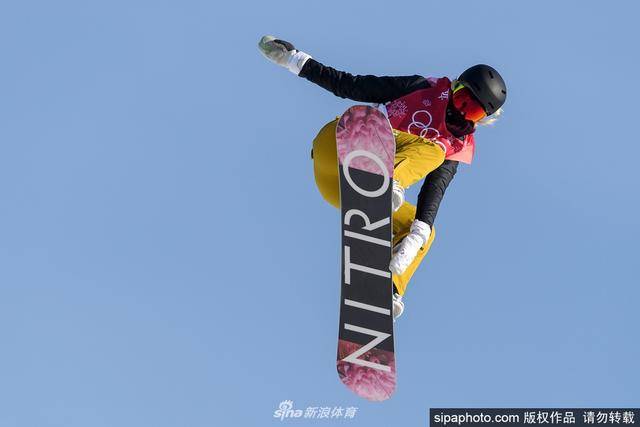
[299,59,429,104]
[258,35,429,103]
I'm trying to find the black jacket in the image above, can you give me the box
[300,59,474,227]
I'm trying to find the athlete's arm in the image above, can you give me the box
[415,160,459,227]
[299,59,431,103]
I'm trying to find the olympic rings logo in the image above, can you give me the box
[407,110,440,140]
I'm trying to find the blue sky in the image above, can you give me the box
[0,1,638,426]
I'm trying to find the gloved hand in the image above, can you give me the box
[258,35,312,75]
[389,219,431,275]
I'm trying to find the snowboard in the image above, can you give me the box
[335,105,396,401]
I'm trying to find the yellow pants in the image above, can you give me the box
[312,118,445,295]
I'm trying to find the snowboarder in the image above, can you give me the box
[258,36,507,320]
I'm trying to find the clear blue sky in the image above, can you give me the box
[1,1,638,426]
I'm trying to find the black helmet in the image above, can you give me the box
[457,64,506,116]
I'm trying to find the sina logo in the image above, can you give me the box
[273,400,303,420]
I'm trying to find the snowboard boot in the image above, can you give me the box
[392,293,404,322]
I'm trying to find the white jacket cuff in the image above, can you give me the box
[286,51,312,75]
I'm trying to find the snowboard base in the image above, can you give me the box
[335,105,397,401]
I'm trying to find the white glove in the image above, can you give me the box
[389,220,431,275]
[392,180,404,212]
[258,35,312,75]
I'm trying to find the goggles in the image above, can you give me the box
[452,83,487,122]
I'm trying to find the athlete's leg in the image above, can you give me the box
[390,132,443,295]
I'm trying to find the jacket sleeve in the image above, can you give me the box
[415,160,459,227]
[298,58,430,103]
